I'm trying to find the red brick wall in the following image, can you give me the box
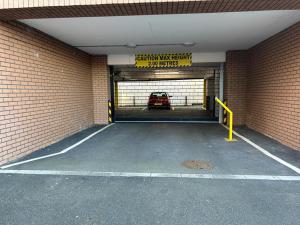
[247,22,300,150]
[92,56,109,124]
[1,0,299,20]
[224,50,248,125]
[225,22,300,150]
[0,20,95,165]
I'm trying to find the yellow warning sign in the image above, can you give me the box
[135,53,192,68]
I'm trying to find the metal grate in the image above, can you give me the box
[182,160,213,170]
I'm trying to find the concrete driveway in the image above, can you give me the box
[1,122,300,225]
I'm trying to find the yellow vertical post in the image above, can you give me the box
[203,79,207,109]
[223,100,227,125]
[108,101,112,123]
[114,81,119,108]
[228,112,233,141]
[215,97,236,142]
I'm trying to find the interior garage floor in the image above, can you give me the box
[3,123,299,176]
[115,106,216,121]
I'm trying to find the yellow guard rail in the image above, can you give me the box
[215,97,236,142]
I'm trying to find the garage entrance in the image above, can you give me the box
[111,64,221,122]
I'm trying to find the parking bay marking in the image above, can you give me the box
[2,122,300,176]
[222,124,300,175]
[0,170,299,181]
[0,123,115,169]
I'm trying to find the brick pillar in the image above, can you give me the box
[91,56,110,124]
[224,50,249,125]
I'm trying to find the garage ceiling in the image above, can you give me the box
[113,64,218,81]
[20,10,300,55]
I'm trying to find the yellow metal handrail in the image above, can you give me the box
[215,97,235,142]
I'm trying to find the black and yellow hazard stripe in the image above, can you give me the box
[114,82,119,108]
[135,53,192,68]
[135,62,192,68]
[223,100,227,125]
[108,100,112,123]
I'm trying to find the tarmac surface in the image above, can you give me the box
[1,122,300,225]
[4,123,298,176]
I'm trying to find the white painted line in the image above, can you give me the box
[115,120,219,124]
[0,170,299,181]
[151,172,182,178]
[222,124,300,175]
[0,124,115,169]
[142,107,147,111]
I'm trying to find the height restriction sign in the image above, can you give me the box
[135,53,192,68]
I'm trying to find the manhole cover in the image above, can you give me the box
[182,160,213,170]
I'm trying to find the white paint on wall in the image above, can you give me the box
[108,54,136,65]
[117,79,204,106]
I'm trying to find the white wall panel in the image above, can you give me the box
[117,79,204,106]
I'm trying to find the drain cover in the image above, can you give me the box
[182,160,213,170]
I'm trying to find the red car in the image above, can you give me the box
[147,92,171,110]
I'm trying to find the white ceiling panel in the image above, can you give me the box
[20,10,300,55]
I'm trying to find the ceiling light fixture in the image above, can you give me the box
[126,43,137,48]
[155,71,180,75]
[182,42,196,47]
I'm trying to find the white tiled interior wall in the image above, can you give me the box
[117,79,204,106]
